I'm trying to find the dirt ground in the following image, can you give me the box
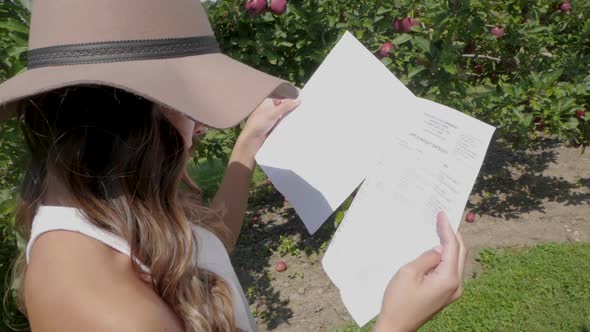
[231,137,590,332]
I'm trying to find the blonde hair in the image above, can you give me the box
[13,86,237,331]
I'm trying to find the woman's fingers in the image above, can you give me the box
[274,99,301,118]
[404,248,442,276]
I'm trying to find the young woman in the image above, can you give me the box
[0,1,466,331]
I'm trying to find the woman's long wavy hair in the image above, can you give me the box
[12,85,236,331]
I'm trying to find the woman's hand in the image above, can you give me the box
[234,98,301,159]
[374,212,467,332]
[210,98,300,249]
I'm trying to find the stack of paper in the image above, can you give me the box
[255,31,495,326]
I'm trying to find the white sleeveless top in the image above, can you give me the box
[26,205,258,332]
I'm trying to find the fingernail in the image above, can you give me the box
[433,245,443,254]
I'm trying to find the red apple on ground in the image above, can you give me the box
[252,215,260,223]
[559,1,571,12]
[246,0,267,17]
[269,0,287,15]
[276,261,288,272]
[466,211,477,223]
[378,42,395,57]
[491,26,505,38]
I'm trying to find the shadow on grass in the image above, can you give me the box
[468,136,589,219]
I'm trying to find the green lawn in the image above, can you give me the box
[335,243,590,332]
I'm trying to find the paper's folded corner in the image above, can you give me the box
[257,163,336,235]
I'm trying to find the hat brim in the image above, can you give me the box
[0,53,298,129]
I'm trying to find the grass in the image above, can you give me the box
[335,243,590,332]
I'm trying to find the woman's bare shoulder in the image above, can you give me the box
[25,230,184,332]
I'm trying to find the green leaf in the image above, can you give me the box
[563,118,579,130]
[412,37,431,54]
[541,69,564,86]
[392,34,412,45]
[442,63,457,74]
[0,18,28,34]
[264,51,278,65]
[328,15,337,28]
[278,41,294,47]
[381,57,392,66]
[334,211,345,228]
[5,46,26,58]
[432,13,449,28]
[376,7,390,15]
[407,65,426,79]
[410,24,423,33]
[261,11,275,22]
[529,26,548,33]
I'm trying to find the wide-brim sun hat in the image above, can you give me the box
[0,0,299,129]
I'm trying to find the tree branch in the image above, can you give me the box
[462,54,502,62]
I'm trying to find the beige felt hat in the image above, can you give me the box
[0,0,298,129]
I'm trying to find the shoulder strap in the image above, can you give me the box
[27,206,150,273]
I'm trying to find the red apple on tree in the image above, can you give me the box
[401,17,419,33]
[378,42,395,57]
[559,1,571,12]
[393,17,403,33]
[491,26,505,38]
[393,16,419,33]
[576,109,586,120]
[246,0,267,17]
[269,0,287,15]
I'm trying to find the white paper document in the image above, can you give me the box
[255,31,415,234]
[322,97,495,325]
[255,31,495,326]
